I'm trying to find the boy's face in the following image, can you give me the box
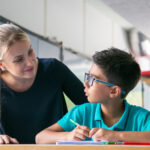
[84,63,112,103]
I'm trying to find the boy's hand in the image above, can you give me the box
[66,125,91,141]
[0,135,19,144]
[89,128,118,142]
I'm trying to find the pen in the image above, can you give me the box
[70,119,80,126]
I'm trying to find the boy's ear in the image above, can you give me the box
[109,86,121,98]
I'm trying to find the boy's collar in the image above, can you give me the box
[112,100,130,130]
[94,103,102,121]
[94,100,130,130]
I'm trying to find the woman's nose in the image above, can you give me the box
[25,58,33,66]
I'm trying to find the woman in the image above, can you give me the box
[0,24,87,144]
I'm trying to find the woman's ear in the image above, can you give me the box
[0,63,6,71]
[109,86,121,98]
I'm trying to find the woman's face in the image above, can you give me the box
[1,40,38,80]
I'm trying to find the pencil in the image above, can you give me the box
[70,119,80,126]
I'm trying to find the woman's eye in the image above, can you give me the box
[15,58,24,63]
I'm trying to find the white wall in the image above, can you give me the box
[0,0,132,57]
[85,0,131,55]
[46,0,84,53]
[0,0,44,35]
[85,1,113,56]
[112,22,129,52]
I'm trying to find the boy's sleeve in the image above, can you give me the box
[57,105,81,132]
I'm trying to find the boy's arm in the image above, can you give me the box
[118,131,150,142]
[36,123,68,144]
[36,123,90,144]
[89,128,150,142]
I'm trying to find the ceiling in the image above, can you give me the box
[101,0,150,38]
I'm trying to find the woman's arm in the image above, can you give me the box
[0,122,18,144]
[62,67,87,104]
[0,135,19,144]
[53,59,88,105]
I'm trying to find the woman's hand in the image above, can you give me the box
[0,135,19,144]
[89,128,118,142]
[66,125,91,141]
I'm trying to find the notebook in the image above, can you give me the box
[56,140,108,145]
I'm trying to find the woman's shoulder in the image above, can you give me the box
[38,57,71,77]
[38,58,62,72]
[38,58,59,66]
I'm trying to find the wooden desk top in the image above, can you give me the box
[0,145,150,150]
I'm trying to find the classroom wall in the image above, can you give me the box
[0,0,132,57]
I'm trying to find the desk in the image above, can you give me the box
[0,145,150,150]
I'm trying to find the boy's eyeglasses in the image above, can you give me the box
[84,73,125,94]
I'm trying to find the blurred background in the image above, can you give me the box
[0,0,150,110]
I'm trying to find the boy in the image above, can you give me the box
[36,48,150,144]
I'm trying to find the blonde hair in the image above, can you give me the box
[0,24,30,60]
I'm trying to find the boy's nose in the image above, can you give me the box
[84,80,90,88]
